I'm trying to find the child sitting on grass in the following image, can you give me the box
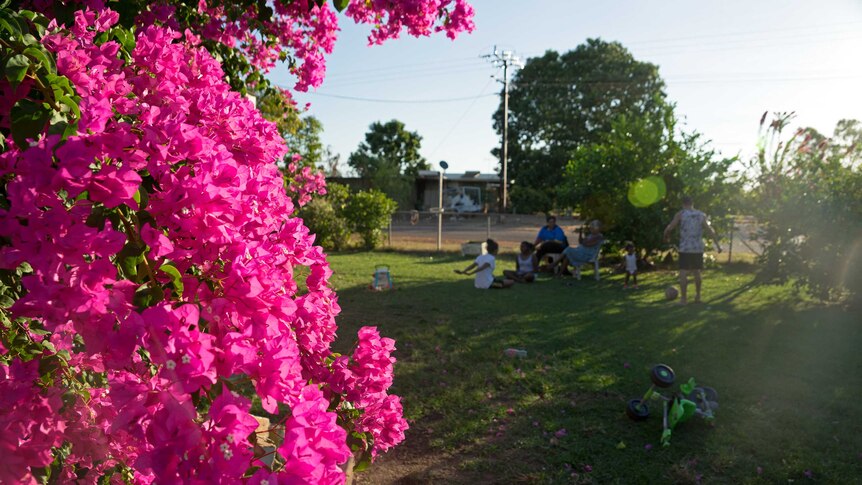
[504,241,538,283]
[623,242,639,289]
[455,239,514,289]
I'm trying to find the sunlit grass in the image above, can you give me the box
[327,250,861,484]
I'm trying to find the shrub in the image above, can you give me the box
[344,190,398,249]
[298,183,352,251]
[747,114,862,301]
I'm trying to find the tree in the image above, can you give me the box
[494,39,667,212]
[257,90,342,176]
[348,120,430,208]
[285,115,330,169]
[560,105,740,257]
[746,113,862,302]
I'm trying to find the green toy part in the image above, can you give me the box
[679,377,697,395]
[661,429,672,447]
[668,397,698,429]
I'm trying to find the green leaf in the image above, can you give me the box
[133,284,164,308]
[0,14,18,36]
[333,0,350,12]
[4,54,29,89]
[159,263,184,298]
[134,186,149,209]
[23,46,55,74]
[11,98,50,147]
[116,240,145,280]
[352,452,372,472]
[56,95,79,119]
[112,27,135,53]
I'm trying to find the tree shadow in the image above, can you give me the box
[335,266,862,484]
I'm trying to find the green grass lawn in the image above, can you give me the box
[326,250,862,484]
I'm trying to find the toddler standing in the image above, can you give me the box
[623,243,638,289]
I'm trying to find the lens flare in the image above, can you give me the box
[628,176,666,208]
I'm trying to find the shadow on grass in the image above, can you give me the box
[332,262,862,483]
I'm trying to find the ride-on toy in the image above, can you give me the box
[625,364,719,446]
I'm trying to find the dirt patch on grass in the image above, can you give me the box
[355,434,478,484]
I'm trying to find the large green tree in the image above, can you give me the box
[560,104,741,257]
[494,39,667,212]
[348,120,429,208]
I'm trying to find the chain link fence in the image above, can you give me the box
[383,211,764,260]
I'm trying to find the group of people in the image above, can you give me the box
[455,196,722,304]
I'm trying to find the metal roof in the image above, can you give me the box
[416,170,501,182]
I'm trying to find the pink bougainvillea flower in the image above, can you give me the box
[0,0,473,480]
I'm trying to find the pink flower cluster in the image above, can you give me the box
[0,5,418,482]
[137,0,474,91]
[346,0,476,45]
[330,327,408,456]
[287,157,328,207]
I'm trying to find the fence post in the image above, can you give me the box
[388,217,392,247]
[727,218,734,263]
[486,215,491,239]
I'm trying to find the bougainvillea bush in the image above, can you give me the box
[0,1,473,483]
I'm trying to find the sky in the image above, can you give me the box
[266,0,862,176]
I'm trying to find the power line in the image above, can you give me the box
[623,20,862,46]
[322,64,491,88]
[324,56,484,79]
[427,78,496,159]
[516,24,862,64]
[508,73,862,88]
[298,91,497,104]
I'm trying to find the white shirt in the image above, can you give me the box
[473,253,496,289]
[625,253,637,273]
[517,253,535,274]
[679,209,706,253]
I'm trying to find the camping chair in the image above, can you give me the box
[573,242,603,281]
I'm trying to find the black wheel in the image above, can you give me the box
[626,399,650,421]
[650,364,675,388]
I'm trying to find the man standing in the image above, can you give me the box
[663,196,722,304]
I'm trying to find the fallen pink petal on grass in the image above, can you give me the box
[554,428,567,438]
[644,443,653,451]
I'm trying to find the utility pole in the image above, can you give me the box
[437,161,448,251]
[484,46,522,213]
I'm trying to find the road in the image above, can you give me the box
[384,212,761,257]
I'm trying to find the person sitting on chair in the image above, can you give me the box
[534,215,568,263]
[551,220,604,277]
